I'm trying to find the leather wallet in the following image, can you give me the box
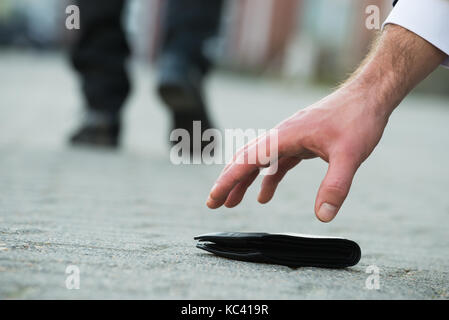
[195,232,361,268]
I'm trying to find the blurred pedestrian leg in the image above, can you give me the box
[69,0,129,147]
[68,0,223,149]
[158,0,224,151]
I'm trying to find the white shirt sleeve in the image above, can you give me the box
[382,0,449,67]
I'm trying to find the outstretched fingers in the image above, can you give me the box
[207,132,279,209]
[223,169,260,208]
[258,157,301,204]
[315,155,359,222]
[206,161,259,209]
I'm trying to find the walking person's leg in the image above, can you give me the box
[157,0,224,149]
[69,0,130,147]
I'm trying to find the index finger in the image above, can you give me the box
[206,132,279,209]
[206,161,260,209]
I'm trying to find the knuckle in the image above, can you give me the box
[324,180,350,197]
[228,169,243,184]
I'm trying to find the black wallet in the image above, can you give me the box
[195,232,361,268]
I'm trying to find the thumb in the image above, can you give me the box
[315,156,358,222]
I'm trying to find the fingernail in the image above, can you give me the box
[318,203,338,222]
[206,197,218,209]
[206,197,213,207]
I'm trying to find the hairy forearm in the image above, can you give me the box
[343,24,447,118]
[207,24,447,219]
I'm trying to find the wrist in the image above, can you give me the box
[340,24,446,120]
[340,68,400,120]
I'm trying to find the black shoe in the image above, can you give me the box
[69,110,121,148]
[170,109,217,158]
[157,53,205,113]
[158,53,217,155]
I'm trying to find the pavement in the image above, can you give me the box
[1,50,449,299]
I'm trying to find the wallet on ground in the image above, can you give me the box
[194,232,361,268]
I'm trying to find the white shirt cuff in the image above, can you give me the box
[382,0,449,67]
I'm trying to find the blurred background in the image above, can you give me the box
[1,0,449,299]
[1,0,447,93]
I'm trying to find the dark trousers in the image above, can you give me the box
[70,0,223,114]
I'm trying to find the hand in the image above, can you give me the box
[206,85,389,222]
[206,24,446,222]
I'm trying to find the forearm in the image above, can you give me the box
[207,23,447,220]
[343,24,447,118]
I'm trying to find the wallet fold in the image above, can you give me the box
[195,232,361,268]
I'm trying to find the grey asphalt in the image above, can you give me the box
[1,51,448,299]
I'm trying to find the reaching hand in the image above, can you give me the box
[206,85,389,222]
[207,24,447,222]
[206,24,446,222]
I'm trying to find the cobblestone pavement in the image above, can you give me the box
[1,51,449,299]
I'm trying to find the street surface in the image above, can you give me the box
[1,51,448,299]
